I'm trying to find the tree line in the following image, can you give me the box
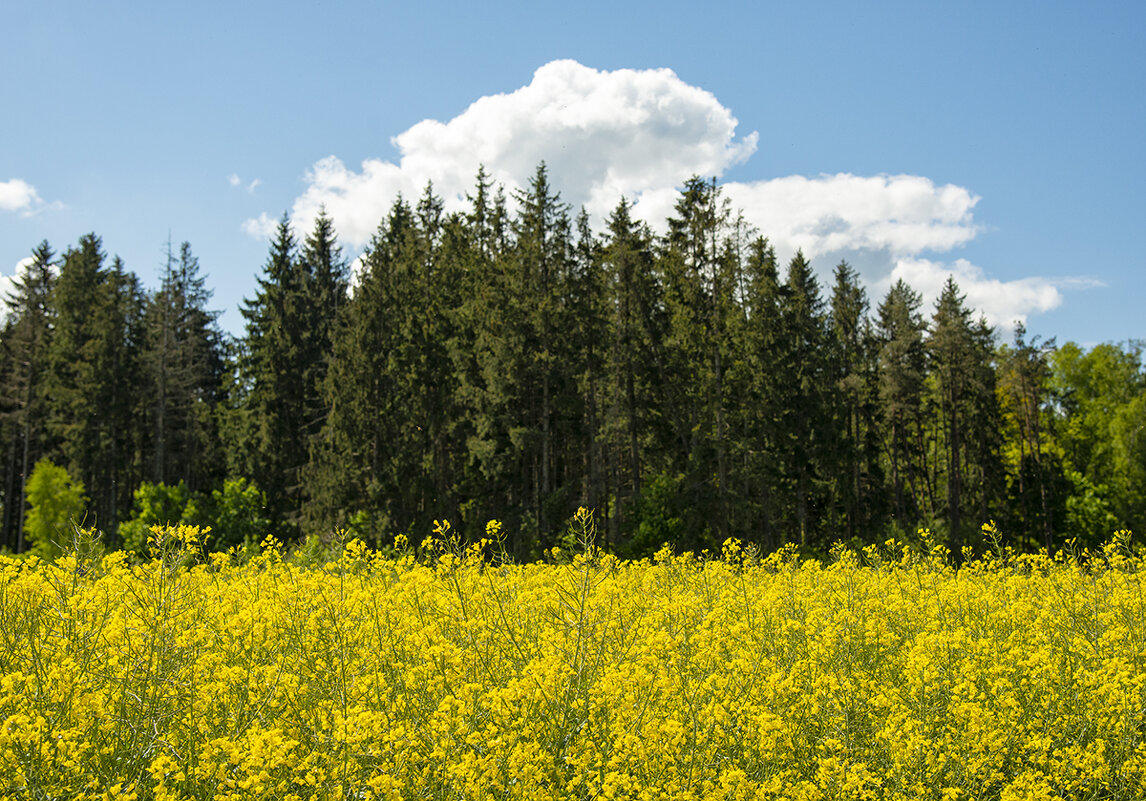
[2,165,1143,558]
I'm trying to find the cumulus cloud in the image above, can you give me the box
[0,179,57,215]
[246,59,1090,331]
[266,60,758,248]
[721,174,980,261]
[884,257,1092,332]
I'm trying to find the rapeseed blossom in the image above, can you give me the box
[2,524,1145,799]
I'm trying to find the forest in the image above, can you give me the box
[1,165,1143,559]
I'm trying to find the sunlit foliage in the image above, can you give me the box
[4,517,1146,799]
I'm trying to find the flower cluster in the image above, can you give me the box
[3,528,1145,799]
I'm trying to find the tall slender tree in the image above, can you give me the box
[44,235,144,535]
[142,240,224,491]
[0,241,57,550]
[601,198,663,547]
[877,279,930,531]
[239,215,314,532]
[826,261,883,540]
[776,251,829,547]
[926,276,1003,552]
[735,237,785,548]
[997,324,1060,549]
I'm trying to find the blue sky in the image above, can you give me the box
[2,0,1143,347]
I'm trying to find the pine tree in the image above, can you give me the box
[0,241,56,551]
[44,235,144,535]
[998,324,1061,549]
[601,198,663,547]
[143,240,224,491]
[239,215,311,533]
[776,251,829,547]
[735,236,785,548]
[659,176,733,547]
[926,276,1003,552]
[877,279,930,531]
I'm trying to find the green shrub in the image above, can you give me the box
[24,458,88,559]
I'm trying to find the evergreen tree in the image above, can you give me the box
[239,215,312,533]
[926,276,1003,552]
[297,206,349,439]
[568,209,608,523]
[877,279,930,531]
[735,237,785,549]
[0,241,56,551]
[44,235,145,535]
[659,176,733,547]
[306,190,463,543]
[776,251,829,547]
[826,261,883,541]
[305,201,409,538]
[601,198,663,549]
[997,324,1064,549]
[452,171,524,545]
[509,163,575,545]
[142,240,224,491]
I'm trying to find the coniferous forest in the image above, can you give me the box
[2,166,1144,559]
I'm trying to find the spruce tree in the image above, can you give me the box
[877,279,930,531]
[510,164,575,545]
[736,236,785,548]
[0,241,56,551]
[997,324,1061,549]
[142,240,224,491]
[926,276,1003,552]
[44,235,144,535]
[239,215,311,533]
[826,261,883,540]
[601,198,663,547]
[776,251,829,547]
[659,176,732,547]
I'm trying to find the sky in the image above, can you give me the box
[2,0,1143,347]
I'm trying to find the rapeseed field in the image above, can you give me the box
[3,514,1145,800]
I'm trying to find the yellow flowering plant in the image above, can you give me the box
[2,519,1144,799]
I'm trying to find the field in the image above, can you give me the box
[3,517,1146,800]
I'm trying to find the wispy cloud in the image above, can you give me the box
[885,258,1102,333]
[0,178,60,216]
[241,212,278,240]
[229,174,261,193]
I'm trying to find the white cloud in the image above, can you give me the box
[263,59,758,248]
[241,212,278,240]
[0,179,58,215]
[721,174,980,261]
[887,257,1080,332]
[230,174,261,193]
[0,257,35,321]
[246,59,1089,331]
